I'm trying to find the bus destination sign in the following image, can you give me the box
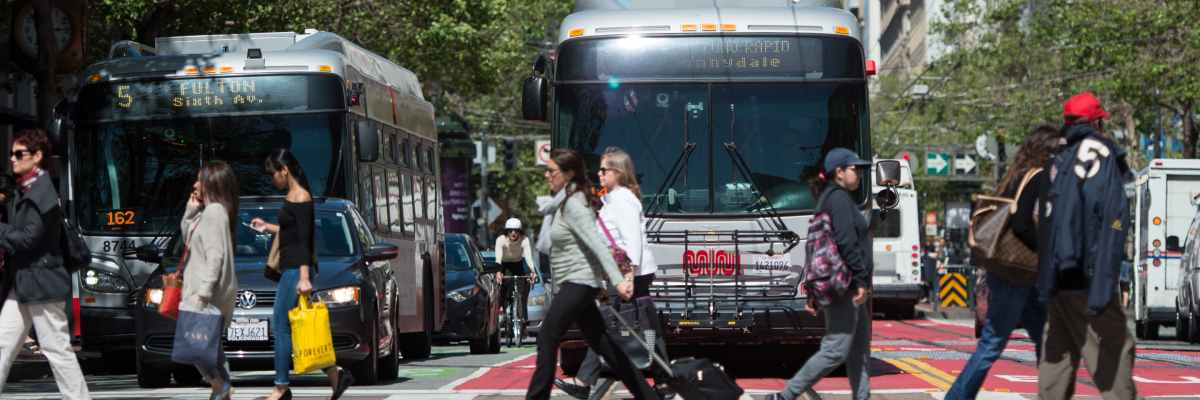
[80,75,327,119]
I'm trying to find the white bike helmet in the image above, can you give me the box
[504,218,522,231]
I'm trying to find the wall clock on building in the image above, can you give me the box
[8,0,86,79]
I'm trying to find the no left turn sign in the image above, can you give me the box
[535,140,551,166]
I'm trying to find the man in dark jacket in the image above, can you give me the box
[1037,93,1137,400]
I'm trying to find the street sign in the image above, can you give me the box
[976,135,993,160]
[471,197,502,225]
[473,141,496,165]
[535,140,551,166]
[955,154,978,175]
[925,225,937,236]
[926,153,950,175]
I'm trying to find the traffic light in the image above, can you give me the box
[503,139,517,171]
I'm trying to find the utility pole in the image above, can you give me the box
[479,127,491,246]
[1154,106,1164,159]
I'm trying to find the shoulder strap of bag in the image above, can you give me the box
[177,217,202,274]
[597,216,620,249]
[1009,168,1044,214]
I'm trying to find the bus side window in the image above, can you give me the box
[426,170,437,223]
[413,175,425,220]
[402,139,411,168]
[426,146,435,174]
[402,171,416,232]
[388,168,404,234]
[383,133,392,164]
[360,163,375,229]
[373,167,389,235]
[390,132,399,164]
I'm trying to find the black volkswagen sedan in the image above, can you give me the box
[436,234,503,354]
[133,198,401,387]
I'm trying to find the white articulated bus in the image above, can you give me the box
[49,30,444,376]
[521,0,895,366]
[1132,159,1200,339]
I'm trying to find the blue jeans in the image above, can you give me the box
[272,269,335,385]
[945,272,1046,400]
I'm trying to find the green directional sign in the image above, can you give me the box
[926,153,950,175]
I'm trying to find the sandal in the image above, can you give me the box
[22,341,40,355]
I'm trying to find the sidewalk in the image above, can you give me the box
[6,345,102,383]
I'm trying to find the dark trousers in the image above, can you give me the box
[527,282,659,400]
[576,274,668,385]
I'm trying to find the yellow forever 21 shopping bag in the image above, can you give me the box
[289,295,337,374]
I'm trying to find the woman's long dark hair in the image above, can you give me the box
[199,160,240,240]
[549,148,601,210]
[264,149,312,194]
[995,125,1062,195]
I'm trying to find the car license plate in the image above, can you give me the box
[227,318,269,341]
[753,254,789,272]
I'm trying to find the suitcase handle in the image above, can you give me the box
[607,303,674,377]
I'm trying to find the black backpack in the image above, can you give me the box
[60,218,90,273]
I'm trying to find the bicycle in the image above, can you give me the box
[500,275,531,348]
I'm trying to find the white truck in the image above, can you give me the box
[1132,159,1200,339]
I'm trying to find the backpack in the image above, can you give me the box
[60,217,90,273]
[802,193,852,309]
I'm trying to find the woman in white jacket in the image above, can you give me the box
[554,147,672,399]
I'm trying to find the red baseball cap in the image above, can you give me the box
[1063,93,1110,121]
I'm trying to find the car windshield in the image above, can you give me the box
[73,113,346,233]
[162,208,357,265]
[555,82,867,214]
[445,240,476,271]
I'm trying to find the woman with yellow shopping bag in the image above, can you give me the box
[250,149,353,400]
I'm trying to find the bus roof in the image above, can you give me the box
[85,31,423,100]
[558,5,860,43]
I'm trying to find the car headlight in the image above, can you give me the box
[313,286,360,308]
[83,268,130,293]
[144,288,164,308]
[528,294,546,306]
[447,286,478,302]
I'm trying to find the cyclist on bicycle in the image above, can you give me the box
[496,218,539,322]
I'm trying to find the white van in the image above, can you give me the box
[872,159,923,319]
[1133,159,1200,339]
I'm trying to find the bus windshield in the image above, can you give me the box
[73,113,347,233]
[555,81,867,214]
[554,35,867,215]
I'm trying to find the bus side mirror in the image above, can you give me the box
[44,98,73,150]
[135,244,162,264]
[357,120,379,162]
[876,189,899,211]
[522,76,548,121]
[875,160,901,186]
[1167,235,1181,252]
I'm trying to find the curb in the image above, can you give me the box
[915,304,974,320]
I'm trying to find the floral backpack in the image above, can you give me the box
[802,190,852,309]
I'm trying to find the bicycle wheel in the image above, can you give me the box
[505,303,517,347]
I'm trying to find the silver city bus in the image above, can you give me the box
[46,30,444,376]
[521,0,897,366]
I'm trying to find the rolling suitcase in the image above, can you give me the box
[608,305,744,400]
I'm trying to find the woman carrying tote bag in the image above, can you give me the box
[178,161,241,400]
[946,126,1059,400]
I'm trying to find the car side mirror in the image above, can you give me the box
[135,244,162,264]
[875,160,901,186]
[356,120,379,162]
[1167,235,1181,252]
[482,262,504,274]
[365,242,398,262]
[522,76,548,121]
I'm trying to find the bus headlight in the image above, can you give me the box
[313,286,360,308]
[83,268,130,293]
[144,288,164,308]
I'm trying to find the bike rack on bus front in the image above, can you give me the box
[646,229,800,330]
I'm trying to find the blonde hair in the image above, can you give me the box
[602,147,642,199]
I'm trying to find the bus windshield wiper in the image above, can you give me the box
[645,142,697,220]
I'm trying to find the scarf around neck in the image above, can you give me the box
[17,167,42,195]
[535,183,576,254]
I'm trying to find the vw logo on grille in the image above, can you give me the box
[238,290,258,310]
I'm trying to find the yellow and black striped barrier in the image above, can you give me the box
[939,273,968,307]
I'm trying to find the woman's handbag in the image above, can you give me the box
[598,296,657,371]
[264,235,282,283]
[597,217,633,272]
[171,302,224,366]
[159,222,201,320]
[289,295,337,374]
[968,168,1041,286]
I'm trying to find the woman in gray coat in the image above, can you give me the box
[0,128,89,400]
[181,160,240,400]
